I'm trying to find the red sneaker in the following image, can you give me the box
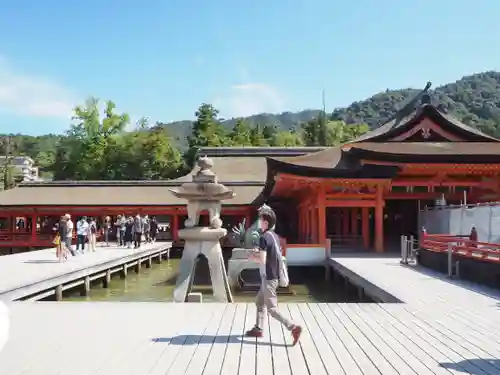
[245,326,263,338]
[291,325,302,346]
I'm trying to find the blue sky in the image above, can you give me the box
[0,0,499,135]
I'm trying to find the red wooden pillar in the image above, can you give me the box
[172,214,179,241]
[304,207,311,243]
[318,188,327,245]
[314,207,318,243]
[298,207,302,242]
[375,185,384,253]
[362,207,370,249]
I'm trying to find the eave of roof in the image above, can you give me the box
[266,153,400,179]
[197,146,326,157]
[345,142,500,163]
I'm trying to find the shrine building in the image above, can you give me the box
[1,93,500,264]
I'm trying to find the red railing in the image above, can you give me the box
[421,230,500,263]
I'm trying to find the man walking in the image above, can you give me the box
[245,209,302,345]
[64,214,76,256]
[76,216,89,253]
[133,214,143,249]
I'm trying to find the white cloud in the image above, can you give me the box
[214,67,287,118]
[0,57,76,119]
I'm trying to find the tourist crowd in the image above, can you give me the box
[52,213,159,262]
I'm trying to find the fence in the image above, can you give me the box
[419,204,500,243]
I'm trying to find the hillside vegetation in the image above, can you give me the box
[0,71,499,183]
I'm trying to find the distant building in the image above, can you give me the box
[0,156,41,182]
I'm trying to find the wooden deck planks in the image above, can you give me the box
[330,255,500,307]
[297,303,344,374]
[199,304,237,375]
[184,304,232,375]
[329,303,399,374]
[0,242,171,299]
[1,302,500,374]
[268,305,292,375]
[163,304,227,375]
[366,303,470,374]
[238,303,257,375]
[383,304,500,374]
[307,303,363,375]
[338,303,420,374]
[219,303,247,375]
[287,303,328,375]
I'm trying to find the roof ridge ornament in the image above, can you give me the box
[391,81,432,128]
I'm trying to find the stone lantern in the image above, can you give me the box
[169,156,234,302]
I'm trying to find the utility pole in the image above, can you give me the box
[319,87,327,146]
[2,135,14,190]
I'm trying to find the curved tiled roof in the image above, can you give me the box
[0,184,264,206]
[353,104,499,143]
[1,147,324,207]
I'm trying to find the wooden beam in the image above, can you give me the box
[325,200,381,208]
[326,193,376,199]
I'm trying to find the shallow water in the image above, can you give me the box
[64,257,362,302]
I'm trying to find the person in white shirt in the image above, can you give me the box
[64,214,76,256]
[76,216,89,253]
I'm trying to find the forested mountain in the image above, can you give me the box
[330,71,500,137]
[0,70,500,182]
[158,109,322,140]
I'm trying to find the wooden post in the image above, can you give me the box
[146,255,153,268]
[375,184,384,253]
[121,264,128,278]
[136,259,141,273]
[55,285,63,301]
[81,276,90,296]
[103,269,111,288]
[362,207,370,249]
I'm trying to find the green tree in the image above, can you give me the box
[230,118,253,146]
[54,97,130,180]
[137,125,184,179]
[249,124,268,146]
[185,103,230,166]
[262,124,278,142]
[272,130,304,146]
[324,121,369,145]
[301,117,322,146]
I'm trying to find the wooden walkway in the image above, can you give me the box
[329,254,500,307]
[0,242,171,300]
[1,301,500,374]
